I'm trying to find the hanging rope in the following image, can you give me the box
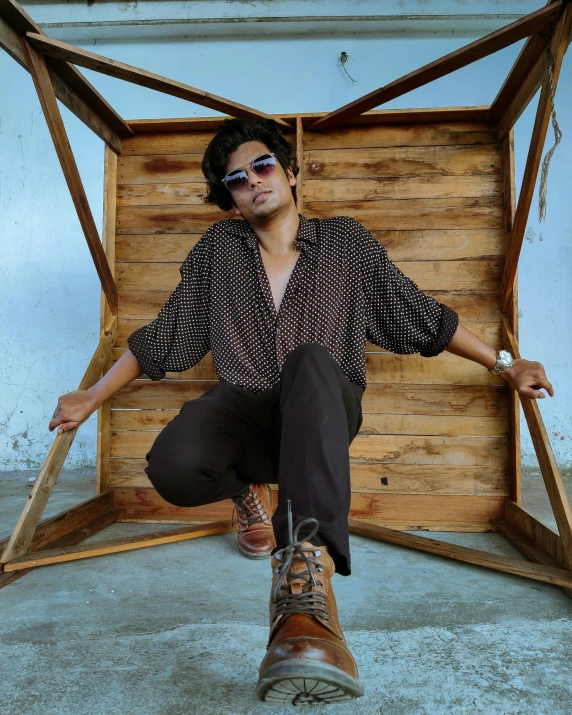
[538,38,563,223]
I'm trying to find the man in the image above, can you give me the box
[49,117,554,706]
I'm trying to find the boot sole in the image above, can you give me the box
[237,543,273,559]
[255,659,364,706]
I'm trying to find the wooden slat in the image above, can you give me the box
[304,176,502,202]
[114,258,503,292]
[305,199,504,230]
[116,176,502,207]
[22,39,118,314]
[491,517,572,598]
[309,3,562,130]
[4,520,235,572]
[119,122,495,155]
[117,288,502,324]
[111,487,504,529]
[304,122,498,150]
[110,429,507,467]
[112,334,503,383]
[116,203,503,236]
[347,519,572,589]
[114,229,505,265]
[502,318,572,571]
[108,460,507,496]
[126,108,492,133]
[304,145,502,179]
[26,31,291,128]
[501,5,572,312]
[117,153,206,185]
[0,328,116,564]
[110,408,507,437]
[116,318,500,351]
[0,0,132,146]
[112,380,509,416]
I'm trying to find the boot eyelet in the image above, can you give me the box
[275,566,281,574]
[275,553,282,560]
[314,549,321,557]
[317,565,324,572]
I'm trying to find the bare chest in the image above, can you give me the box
[259,249,300,312]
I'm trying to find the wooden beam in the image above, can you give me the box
[308,3,562,131]
[21,38,119,314]
[502,317,572,571]
[348,519,572,589]
[26,31,291,128]
[502,131,522,505]
[96,146,117,495]
[4,521,235,571]
[492,5,572,138]
[0,0,132,150]
[0,492,117,589]
[0,327,116,564]
[0,491,115,553]
[501,5,572,312]
[296,117,304,214]
[505,499,567,569]
[492,517,572,598]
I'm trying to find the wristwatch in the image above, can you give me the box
[488,349,514,376]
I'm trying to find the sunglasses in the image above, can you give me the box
[221,153,278,193]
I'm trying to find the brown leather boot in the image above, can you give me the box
[255,506,364,705]
[231,483,276,559]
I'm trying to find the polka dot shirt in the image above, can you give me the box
[127,214,459,392]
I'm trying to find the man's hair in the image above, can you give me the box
[201,117,298,212]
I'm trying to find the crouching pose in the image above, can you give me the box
[49,117,553,706]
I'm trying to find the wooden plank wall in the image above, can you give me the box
[104,118,513,530]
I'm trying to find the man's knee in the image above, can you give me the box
[145,435,225,507]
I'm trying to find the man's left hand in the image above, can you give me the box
[500,358,554,399]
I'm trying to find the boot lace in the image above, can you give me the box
[271,500,328,622]
[231,486,270,528]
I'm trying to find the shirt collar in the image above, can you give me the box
[230,213,318,251]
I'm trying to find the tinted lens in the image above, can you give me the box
[252,154,276,178]
[223,170,248,193]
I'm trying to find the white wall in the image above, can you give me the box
[1,0,570,470]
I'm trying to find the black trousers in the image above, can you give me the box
[144,343,364,575]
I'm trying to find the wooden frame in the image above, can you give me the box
[1,0,571,600]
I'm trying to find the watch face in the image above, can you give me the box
[498,350,511,361]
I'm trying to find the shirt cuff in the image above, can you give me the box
[127,328,166,381]
[419,304,459,357]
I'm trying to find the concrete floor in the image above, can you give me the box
[1,468,571,715]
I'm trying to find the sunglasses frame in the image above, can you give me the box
[221,152,278,193]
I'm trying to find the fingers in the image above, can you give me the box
[54,421,79,435]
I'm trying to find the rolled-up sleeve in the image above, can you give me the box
[353,218,459,357]
[127,229,213,380]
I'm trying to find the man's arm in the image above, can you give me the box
[49,349,144,435]
[445,322,554,400]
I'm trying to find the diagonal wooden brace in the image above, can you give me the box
[21,37,119,315]
[1,324,116,564]
[501,4,572,312]
[308,2,562,131]
[502,316,572,571]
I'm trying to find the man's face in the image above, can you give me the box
[224,140,297,222]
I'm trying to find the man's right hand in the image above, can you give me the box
[49,389,98,435]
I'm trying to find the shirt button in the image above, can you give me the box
[276,327,281,335]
